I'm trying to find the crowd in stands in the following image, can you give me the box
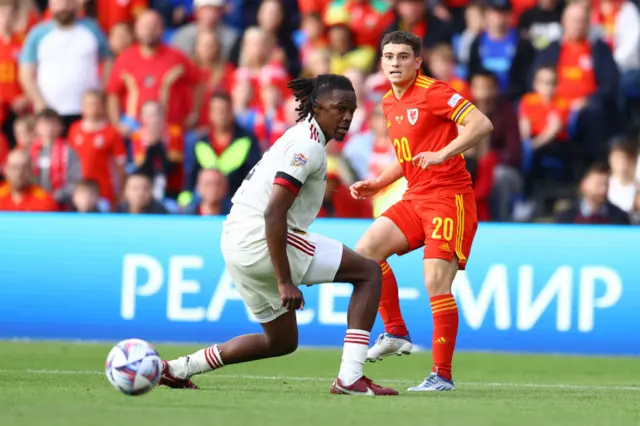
[0,0,639,225]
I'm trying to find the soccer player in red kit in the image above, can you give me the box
[350,31,493,392]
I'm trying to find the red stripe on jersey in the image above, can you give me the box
[287,238,315,256]
[274,177,301,196]
[287,233,316,252]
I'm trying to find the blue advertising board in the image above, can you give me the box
[0,214,638,355]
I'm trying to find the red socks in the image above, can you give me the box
[378,261,408,337]
[430,294,459,381]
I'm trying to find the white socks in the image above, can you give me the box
[168,345,224,379]
[338,329,370,386]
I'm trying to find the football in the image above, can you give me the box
[105,338,162,396]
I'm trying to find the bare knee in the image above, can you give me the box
[423,259,458,297]
[355,258,382,287]
[265,332,298,356]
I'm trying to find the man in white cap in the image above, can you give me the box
[171,0,238,60]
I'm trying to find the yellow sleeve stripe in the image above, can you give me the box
[382,90,393,99]
[456,103,476,124]
[415,82,431,89]
[417,76,434,85]
[450,99,469,121]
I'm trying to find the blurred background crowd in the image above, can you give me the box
[0,0,639,224]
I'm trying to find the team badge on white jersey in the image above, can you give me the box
[223,118,328,249]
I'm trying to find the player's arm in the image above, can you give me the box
[414,83,493,168]
[264,184,298,296]
[350,152,403,199]
[264,143,320,310]
[438,107,494,161]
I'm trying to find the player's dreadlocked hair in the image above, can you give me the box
[287,74,355,123]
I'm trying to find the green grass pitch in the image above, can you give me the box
[1,341,639,426]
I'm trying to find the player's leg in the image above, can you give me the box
[299,234,397,396]
[161,309,300,389]
[408,193,479,392]
[160,250,302,389]
[355,201,424,361]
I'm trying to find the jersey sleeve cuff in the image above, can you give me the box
[274,171,303,196]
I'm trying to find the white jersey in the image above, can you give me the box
[221,117,328,250]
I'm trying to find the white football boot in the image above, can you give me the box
[366,333,412,362]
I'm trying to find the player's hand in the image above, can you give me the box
[412,151,446,170]
[278,281,305,311]
[350,179,383,199]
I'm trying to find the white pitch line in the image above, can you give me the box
[0,369,638,391]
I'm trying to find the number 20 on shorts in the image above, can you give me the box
[432,216,454,241]
[393,137,412,163]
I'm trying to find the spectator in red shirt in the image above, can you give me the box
[534,1,620,163]
[324,0,394,49]
[0,2,29,118]
[379,0,452,55]
[193,29,236,129]
[68,90,127,209]
[182,168,231,215]
[106,10,204,136]
[253,76,288,150]
[464,133,499,221]
[0,149,58,212]
[471,70,522,222]
[130,101,184,200]
[232,27,289,110]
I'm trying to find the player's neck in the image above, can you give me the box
[200,200,222,215]
[391,74,417,100]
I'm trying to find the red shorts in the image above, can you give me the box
[382,191,478,269]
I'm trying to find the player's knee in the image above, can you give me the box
[423,265,452,296]
[266,332,298,356]
[360,258,383,287]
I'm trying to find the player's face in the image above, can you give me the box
[314,89,357,142]
[381,43,422,87]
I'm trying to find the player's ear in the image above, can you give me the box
[415,54,423,70]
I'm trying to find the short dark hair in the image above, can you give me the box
[36,108,62,122]
[470,69,500,86]
[126,172,152,185]
[380,31,422,57]
[584,162,610,178]
[210,91,232,104]
[610,138,639,158]
[287,74,355,123]
[75,179,100,193]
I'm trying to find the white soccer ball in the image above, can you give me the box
[105,338,162,396]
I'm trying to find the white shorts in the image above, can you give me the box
[221,232,343,323]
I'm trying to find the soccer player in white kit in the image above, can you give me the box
[159,74,398,396]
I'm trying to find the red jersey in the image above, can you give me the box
[106,44,202,125]
[382,75,475,198]
[0,34,23,105]
[130,125,184,195]
[68,121,127,203]
[556,41,597,101]
[0,183,58,212]
[518,92,570,141]
[196,63,236,126]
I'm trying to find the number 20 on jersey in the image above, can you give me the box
[393,137,412,163]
